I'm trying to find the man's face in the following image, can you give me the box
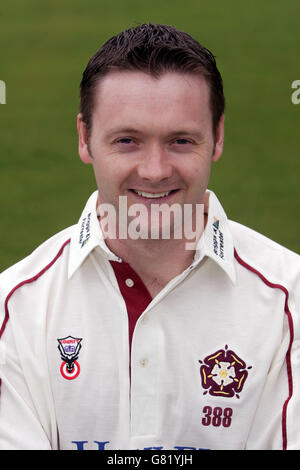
[77,71,224,239]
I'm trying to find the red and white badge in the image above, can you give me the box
[57,336,82,380]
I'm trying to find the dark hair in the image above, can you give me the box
[79,23,225,140]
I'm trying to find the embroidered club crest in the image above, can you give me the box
[57,336,82,380]
[199,345,252,398]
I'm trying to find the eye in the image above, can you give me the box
[175,138,191,145]
[112,137,138,151]
[117,138,134,144]
[171,138,195,149]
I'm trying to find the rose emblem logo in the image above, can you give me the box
[199,345,252,398]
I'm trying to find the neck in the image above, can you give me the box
[109,235,195,265]
[102,216,207,293]
[107,237,196,296]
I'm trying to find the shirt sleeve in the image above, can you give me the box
[0,304,52,450]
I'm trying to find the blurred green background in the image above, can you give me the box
[0,0,299,271]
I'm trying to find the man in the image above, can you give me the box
[0,23,299,450]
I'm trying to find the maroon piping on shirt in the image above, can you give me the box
[234,248,294,451]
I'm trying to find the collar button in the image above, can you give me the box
[125,278,134,287]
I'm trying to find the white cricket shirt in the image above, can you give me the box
[0,190,299,450]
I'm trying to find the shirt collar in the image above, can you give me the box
[68,191,121,279]
[68,189,236,283]
[193,190,236,284]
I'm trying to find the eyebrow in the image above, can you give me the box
[105,127,205,141]
[168,130,205,141]
[106,128,142,139]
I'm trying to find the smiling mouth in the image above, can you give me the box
[130,189,179,199]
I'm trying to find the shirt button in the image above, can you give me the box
[139,357,149,367]
[125,278,134,287]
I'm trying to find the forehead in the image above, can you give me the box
[92,70,212,131]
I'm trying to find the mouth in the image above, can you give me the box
[129,189,180,202]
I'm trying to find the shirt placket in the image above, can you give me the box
[109,259,201,439]
[110,260,162,437]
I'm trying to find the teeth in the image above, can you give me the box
[133,190,172,198]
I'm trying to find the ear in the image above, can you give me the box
[212,114,225,162]
[77,113,93,164]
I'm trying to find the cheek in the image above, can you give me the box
[93,156,116,179]
[184,162,211,188]
[91,161,115,199]
[92,157,133,195]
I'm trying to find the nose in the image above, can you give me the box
[136,143,173,183]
